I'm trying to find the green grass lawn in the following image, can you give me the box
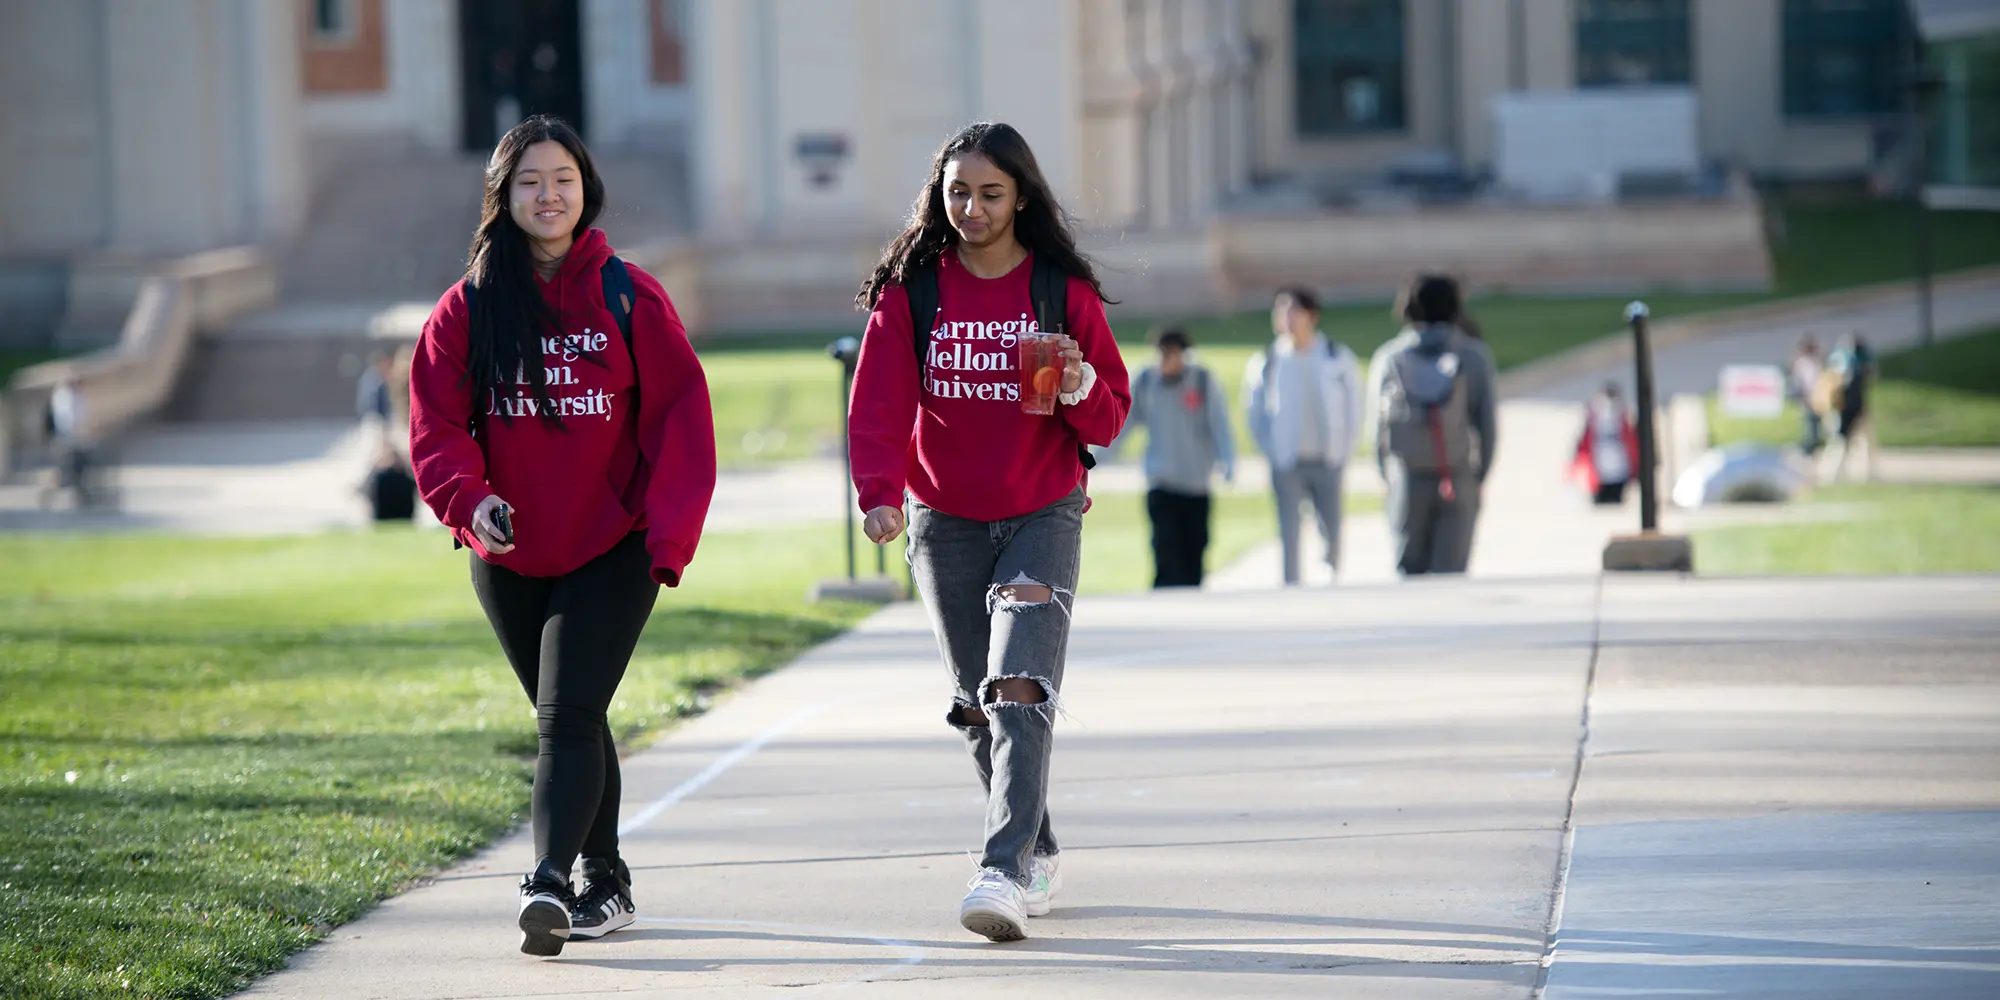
[1767,197,2000,296]
[1694,484,2000,576]
[0,524,880,1000]
[1708,325,2000,451]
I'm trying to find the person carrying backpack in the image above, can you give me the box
[407,115,716,957]
[1820,332,1877,484]
[1366,274,1497,576]
[1102,325,1235,587]
[849,121,1131,943]
[1244,287,1363,586]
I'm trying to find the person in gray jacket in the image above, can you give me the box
[1245,287,1364,586]
[1104,326,1235,587]
[1366,274,1497,576]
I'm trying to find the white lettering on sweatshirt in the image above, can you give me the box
[488,325,622,422]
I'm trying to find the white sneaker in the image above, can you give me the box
[516,871,573,957]
[1022,853,1062,917]
[959,867,1028,942]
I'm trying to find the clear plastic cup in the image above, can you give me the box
[1019,331,1061,415]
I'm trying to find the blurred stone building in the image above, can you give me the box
[0,0,1968,348]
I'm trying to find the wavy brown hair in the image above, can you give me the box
[857,121,1110,310]
[464,115,605,427]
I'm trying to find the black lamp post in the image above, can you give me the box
[1626,301,1660,534]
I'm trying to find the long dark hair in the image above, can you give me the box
[1397,273,1466,328]
[465,115,605,427]
[857,121,1110,310]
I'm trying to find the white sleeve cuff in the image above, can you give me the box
[1058,362,1097,407]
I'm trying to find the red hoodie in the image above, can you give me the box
[848,251,1131,521]
[408,228,716,584]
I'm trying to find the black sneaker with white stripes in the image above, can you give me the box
[517,861,575,957]
[568,856,635,940]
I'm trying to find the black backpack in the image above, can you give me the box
[901,255,1096,470]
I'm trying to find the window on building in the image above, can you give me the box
[1782,0,1908,118]
[311,0,356,45]
[1930,35,2000,190]
[651,0,685,86]
[1576,0,1691,87]
[1294,0,1406,135]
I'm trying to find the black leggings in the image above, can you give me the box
[471,532,659,875]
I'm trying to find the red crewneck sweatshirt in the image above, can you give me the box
[848,251,1131,521]
[408,228,716,584]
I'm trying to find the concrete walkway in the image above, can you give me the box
[234,574,2000,998]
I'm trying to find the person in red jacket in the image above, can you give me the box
[1571,381,1640,505]
[850,121,1131,943]
[408,115,716,957]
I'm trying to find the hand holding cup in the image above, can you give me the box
[1056,335,1083,395]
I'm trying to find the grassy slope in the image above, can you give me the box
[1694,484,2000,576]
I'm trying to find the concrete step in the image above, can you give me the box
[165,302,424,422]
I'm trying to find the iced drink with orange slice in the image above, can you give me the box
[1019,331,1062,415]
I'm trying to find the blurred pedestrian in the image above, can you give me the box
[408,115,717,956]
[1571,381,1639,505]
[1821,332,1877,483]
[1105,325,1235,587]
[849,121,1130,943]
[1367,274,1498,576]
[356,350,395,445]
[1244,287,1363,585]
[40,377,94,508]
[1790,334,1825,455]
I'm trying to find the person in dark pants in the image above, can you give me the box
[1104,326,1235,587]
[1366,274,1498,576]
[408,116,716,957]
[849,121,1131,943]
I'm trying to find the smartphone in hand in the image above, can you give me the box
[493,504,514,546]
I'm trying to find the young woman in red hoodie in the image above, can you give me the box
[850,121,1131,942]
[408,116,716,957]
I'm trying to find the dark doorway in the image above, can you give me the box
[460,0,585,152]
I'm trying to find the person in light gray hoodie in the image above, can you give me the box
[1245,287,1364,586]
[1104,326,1235,587]
[1366,273,1497,576]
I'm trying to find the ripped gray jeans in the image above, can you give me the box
[907,486,1084,883]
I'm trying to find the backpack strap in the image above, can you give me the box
[1029,254,1095,471]
[903,261,941,384]
[1029,253,1067,335]
[600,255,636,368]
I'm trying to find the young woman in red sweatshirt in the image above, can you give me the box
[408,116,716,957]
[850,121,1130,942]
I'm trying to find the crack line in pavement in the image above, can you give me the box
[1534,573,1604,997]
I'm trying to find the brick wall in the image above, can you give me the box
[301,0,386,94]
[651,0,684,85]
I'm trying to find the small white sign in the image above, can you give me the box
[1718,364,1787,418]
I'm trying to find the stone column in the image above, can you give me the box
[687,0,763,238]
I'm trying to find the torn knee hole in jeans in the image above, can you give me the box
[986,572,1075,618]
[977,673,1062,723]
[947,699,988,729]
